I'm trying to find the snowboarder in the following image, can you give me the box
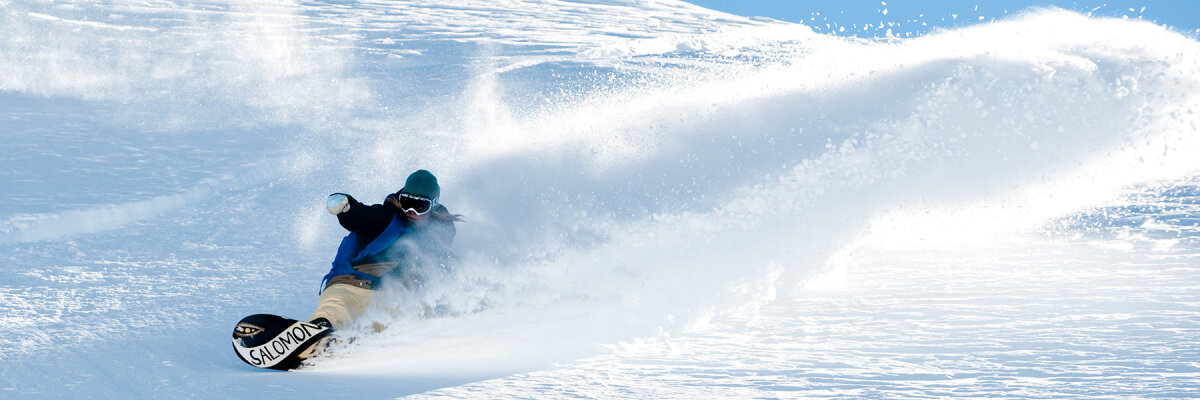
[231,170,461,370]
[308,169,462,331]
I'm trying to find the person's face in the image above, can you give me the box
[406,210,431,226]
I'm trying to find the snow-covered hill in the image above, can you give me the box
[1,0,1198,398]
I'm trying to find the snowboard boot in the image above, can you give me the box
[297,318,338,361]
[310,317,333,329]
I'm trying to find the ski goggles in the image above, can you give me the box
[399,192,435,215]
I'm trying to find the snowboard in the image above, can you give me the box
[231,313,334,371]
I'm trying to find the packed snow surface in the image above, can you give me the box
[1,0,1198,398]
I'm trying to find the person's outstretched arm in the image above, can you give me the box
[327,193,392,239]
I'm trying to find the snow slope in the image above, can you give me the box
[1,0,1198,398]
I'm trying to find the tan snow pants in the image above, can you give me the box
[307,283,373,330]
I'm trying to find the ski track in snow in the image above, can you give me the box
[420,243,1200,399]
[0,0,1199,398]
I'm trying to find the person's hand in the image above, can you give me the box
[327,194,350,215]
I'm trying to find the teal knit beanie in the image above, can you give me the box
[401,169,440,201]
